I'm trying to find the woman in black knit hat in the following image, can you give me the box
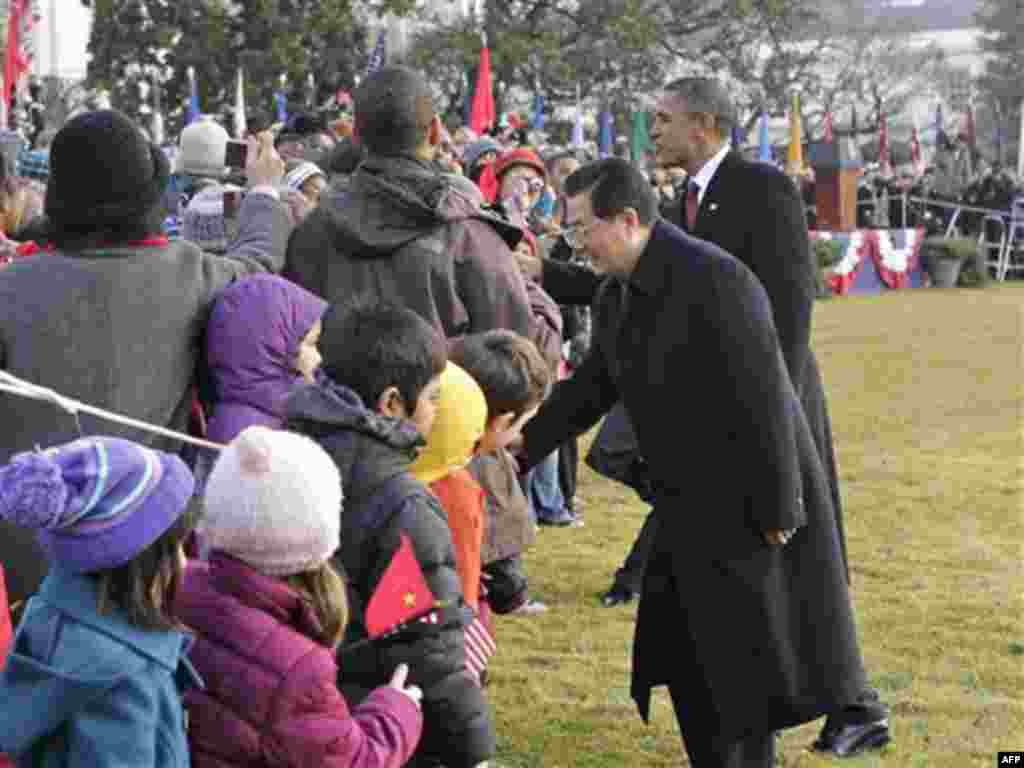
[0,110,292,607]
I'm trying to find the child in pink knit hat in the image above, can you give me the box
[175,426,423,768]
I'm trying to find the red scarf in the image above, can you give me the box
[15,235,170,258]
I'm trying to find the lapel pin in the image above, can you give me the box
[708,203,719,212]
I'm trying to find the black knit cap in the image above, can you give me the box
[45,110,169,231]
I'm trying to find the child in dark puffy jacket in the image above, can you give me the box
[174,426,423,768]
[0,437,200,768]
[284,300,496,768]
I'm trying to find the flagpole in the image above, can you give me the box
[234,67,247,139]
[1017,98,1024,180]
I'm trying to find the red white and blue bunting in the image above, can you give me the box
[810,228,924,295]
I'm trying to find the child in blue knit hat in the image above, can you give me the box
[0,437,200,768]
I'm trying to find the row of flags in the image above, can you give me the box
[775,96,1024,179]
[6,4,1016,181]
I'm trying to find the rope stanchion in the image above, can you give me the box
[0,371,224,452]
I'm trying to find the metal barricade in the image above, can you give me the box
[1002,197,1024,281]
[978,215,1007,280]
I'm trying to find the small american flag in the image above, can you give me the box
[464,615,496,685]
[366,30,387,76]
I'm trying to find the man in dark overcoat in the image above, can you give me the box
[518,158,869,768]
[652,77,889,756]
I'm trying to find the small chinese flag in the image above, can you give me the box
[365,533,436,638]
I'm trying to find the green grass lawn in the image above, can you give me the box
[486,283,1024,767]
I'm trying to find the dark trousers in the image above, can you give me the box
[668,684,775,768]
[557,436,578,510]
[612,506,656,593]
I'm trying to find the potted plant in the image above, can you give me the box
[957,238,990,288]
[921,237,976,288]
[812,239,844,299]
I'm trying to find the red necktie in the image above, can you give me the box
[685,180,700,231]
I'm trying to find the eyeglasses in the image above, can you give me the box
[561,215,606,250]
[561,220,592,250]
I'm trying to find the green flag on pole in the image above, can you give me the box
[631,110,654,164]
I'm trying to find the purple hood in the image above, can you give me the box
[206,275,326,443]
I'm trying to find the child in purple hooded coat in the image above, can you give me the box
[205,274,326,444]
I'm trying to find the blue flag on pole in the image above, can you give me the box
[598,110,614,158]
[531,91,545,130]
[731,123,745,150]
[186,67,200,125]
[274,91,288,124]
[758,109,772,163]
[367,30,386,76]
[934,104,947,146]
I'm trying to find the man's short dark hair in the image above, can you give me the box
[449,330,551,422]
[663,77,737,140]
[319,299,447,413]
[354,66,435,156]
[563,158,659,226]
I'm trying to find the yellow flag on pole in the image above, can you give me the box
[787,92,804,175]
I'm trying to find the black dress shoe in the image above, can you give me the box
[812,718,891,757]
[600,585,636,607]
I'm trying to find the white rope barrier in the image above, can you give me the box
[0,371,224,452]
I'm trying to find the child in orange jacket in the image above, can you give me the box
[410,362,496,683]
[411,363,489,611]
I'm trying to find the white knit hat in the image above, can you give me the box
[201,426,343,577]
[284,161,325,193]
[177,117,230,177]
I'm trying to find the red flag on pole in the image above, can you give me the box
[364,533,438,638]
[878,112,892,178]
[3,1,23,121]
[469,40,495,135]
[964,105,976,149]
[824,111,834,143]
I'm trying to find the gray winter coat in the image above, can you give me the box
[0,191,291,604]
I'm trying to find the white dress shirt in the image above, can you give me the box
[690,143,731,207]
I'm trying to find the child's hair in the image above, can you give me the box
[95,497,200,631]
[285,562,349,648]
[449,330,551,421]
[319,298,448,413]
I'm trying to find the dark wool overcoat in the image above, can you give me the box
[521,220,866,740]
[668,150,849,572]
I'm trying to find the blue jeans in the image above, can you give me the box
[528,450,568,522]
